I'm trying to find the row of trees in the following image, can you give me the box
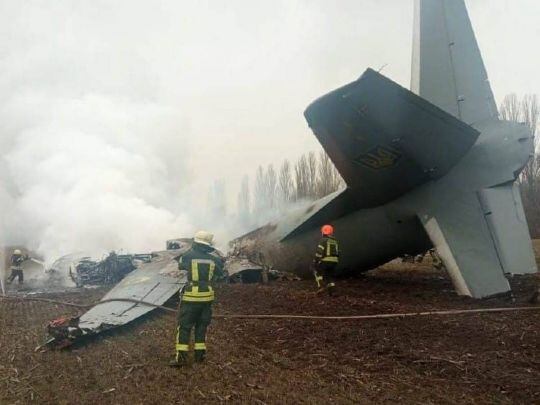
[236,151,343,227]
[500,94,540,237]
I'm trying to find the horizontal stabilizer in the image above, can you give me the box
[305,69,479,208]
[419,192,511,298]
[478,182,537,275]
[280,188,356,241]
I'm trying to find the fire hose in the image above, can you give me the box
[1,295,539,320]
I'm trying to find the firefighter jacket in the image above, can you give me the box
[314,236,339,264]
[11,254,27,270]
[178,243,224,303]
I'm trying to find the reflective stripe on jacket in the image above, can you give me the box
[10,255,25,270]
[179,243,224,302]
[314,236,339,264]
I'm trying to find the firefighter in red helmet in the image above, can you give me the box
[313,224,340,295]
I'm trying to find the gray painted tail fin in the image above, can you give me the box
[418,182,537,298]
[411,0,498,125]
[304,69,479,208]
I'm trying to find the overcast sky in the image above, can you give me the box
[2,1,538,187]
[1,0,539,256]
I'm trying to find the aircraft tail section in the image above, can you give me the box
[411,0,498,125]
[419,192,509,298]
[304,68,479,208]
[418,183,537,298]
[478,182,537,276]
[279,188,355,241]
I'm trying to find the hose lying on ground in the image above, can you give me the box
[1,295,540,320]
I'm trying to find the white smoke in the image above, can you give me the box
[0,1,319,262]
[0,91,197,261]
[0,0,426,263]
[0,3,203,262]
[0,0,531,268]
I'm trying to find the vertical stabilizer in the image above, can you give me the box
[411,0,498,125]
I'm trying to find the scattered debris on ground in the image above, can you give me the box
[1,261,538,404]
[401,249,444,269]
[166,238,192,251]
[225,256,265,283]
[44,250,186,349]
[227,242,300,283]
[267,269,301,281]
[70,252,137,287]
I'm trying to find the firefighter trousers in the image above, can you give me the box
[7,269,23,284]
[316,262,337,287]
[176,301,212,361]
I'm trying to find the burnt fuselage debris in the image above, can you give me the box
[45,316,84,349]
[401,249,444,270]
[45,249,188,349]
[166,238,192,251]
[43,236,296,349]
[70,252,137,287]
[226,241,300,283]
[226,257,264,283]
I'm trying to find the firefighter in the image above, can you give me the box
[6,249,29,285]
[170,231,224,367]
[313,224,339,295]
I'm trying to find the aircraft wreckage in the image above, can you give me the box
[42,0,538,347]
[45,249,187,348]
[44,242,269,348]
[234,0,538,298]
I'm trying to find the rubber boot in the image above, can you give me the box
[326,282,336,296]
[169,351,188,368]
[194,350,206,363]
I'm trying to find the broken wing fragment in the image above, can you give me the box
[45,250,187,348]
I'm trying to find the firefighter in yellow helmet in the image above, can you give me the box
[7,249,30,285]
[313,225,340,295]
[170,231,224,367]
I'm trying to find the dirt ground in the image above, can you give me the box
[1,262,539,404]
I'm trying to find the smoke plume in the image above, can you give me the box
[0,3,203,262]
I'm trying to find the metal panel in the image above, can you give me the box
[78,250,186,331]
[478,182,537,275]
[411,0,498,125]
[304,68,479,208]
[418,192,510,298]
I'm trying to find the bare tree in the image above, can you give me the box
[294,154,310,200]
[237,175,251,226]
[500,93,540,237]
[207,179,227,218]
[247,151,346,225]
[307,152,318,198]
[521,95,540,191]
[499,94,521,122]
[265,164,277,209]
[278,159,293,205]
[316,150,344,197]
[520,95,540,237]
[329,156,345,193]
[253,165,266,215]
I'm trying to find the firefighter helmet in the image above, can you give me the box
[194,231,214,246]
[13,249,22,255]
[321,225,334,236]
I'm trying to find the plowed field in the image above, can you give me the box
[1,263,539,404]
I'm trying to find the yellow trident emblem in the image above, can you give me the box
[355,146,401,170]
